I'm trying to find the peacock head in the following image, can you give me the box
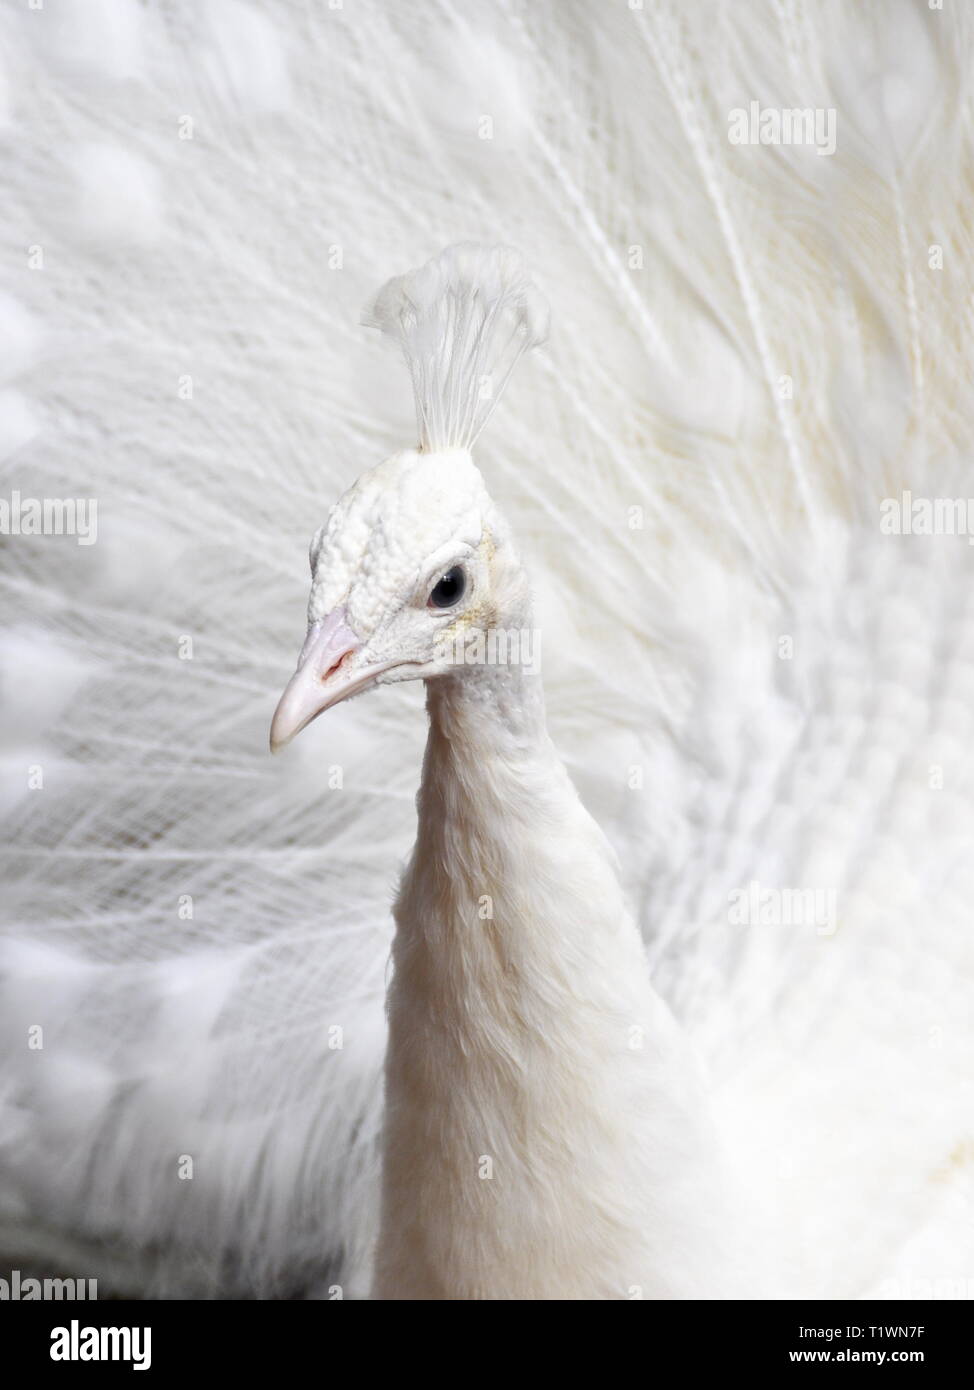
[270,244,547,753]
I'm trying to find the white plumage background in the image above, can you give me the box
[1,0,972,1298]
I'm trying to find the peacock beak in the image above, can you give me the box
[269,606,365,752]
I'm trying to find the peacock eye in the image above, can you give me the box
[428,565,466,609]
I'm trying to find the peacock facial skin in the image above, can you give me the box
[270,448,506,751]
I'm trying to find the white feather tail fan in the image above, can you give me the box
[365,242,549,452]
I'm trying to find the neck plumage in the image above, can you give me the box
[372,641,746,1300]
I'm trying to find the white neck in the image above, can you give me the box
[372,653,747,1299]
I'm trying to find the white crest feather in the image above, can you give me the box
[365,242,549,452]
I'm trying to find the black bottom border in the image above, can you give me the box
[0,1297,964,1375]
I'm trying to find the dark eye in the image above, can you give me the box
[428,565,466,609]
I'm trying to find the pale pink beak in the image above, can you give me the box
[269,606,365,753]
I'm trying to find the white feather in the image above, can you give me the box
[0,0,971,1298]
[365,242,548,453]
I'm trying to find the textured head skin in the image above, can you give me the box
[311,448,486,628]
[313,445,528,668]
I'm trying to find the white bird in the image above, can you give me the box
[270,244,758,1299]
[1,0,972,1302]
